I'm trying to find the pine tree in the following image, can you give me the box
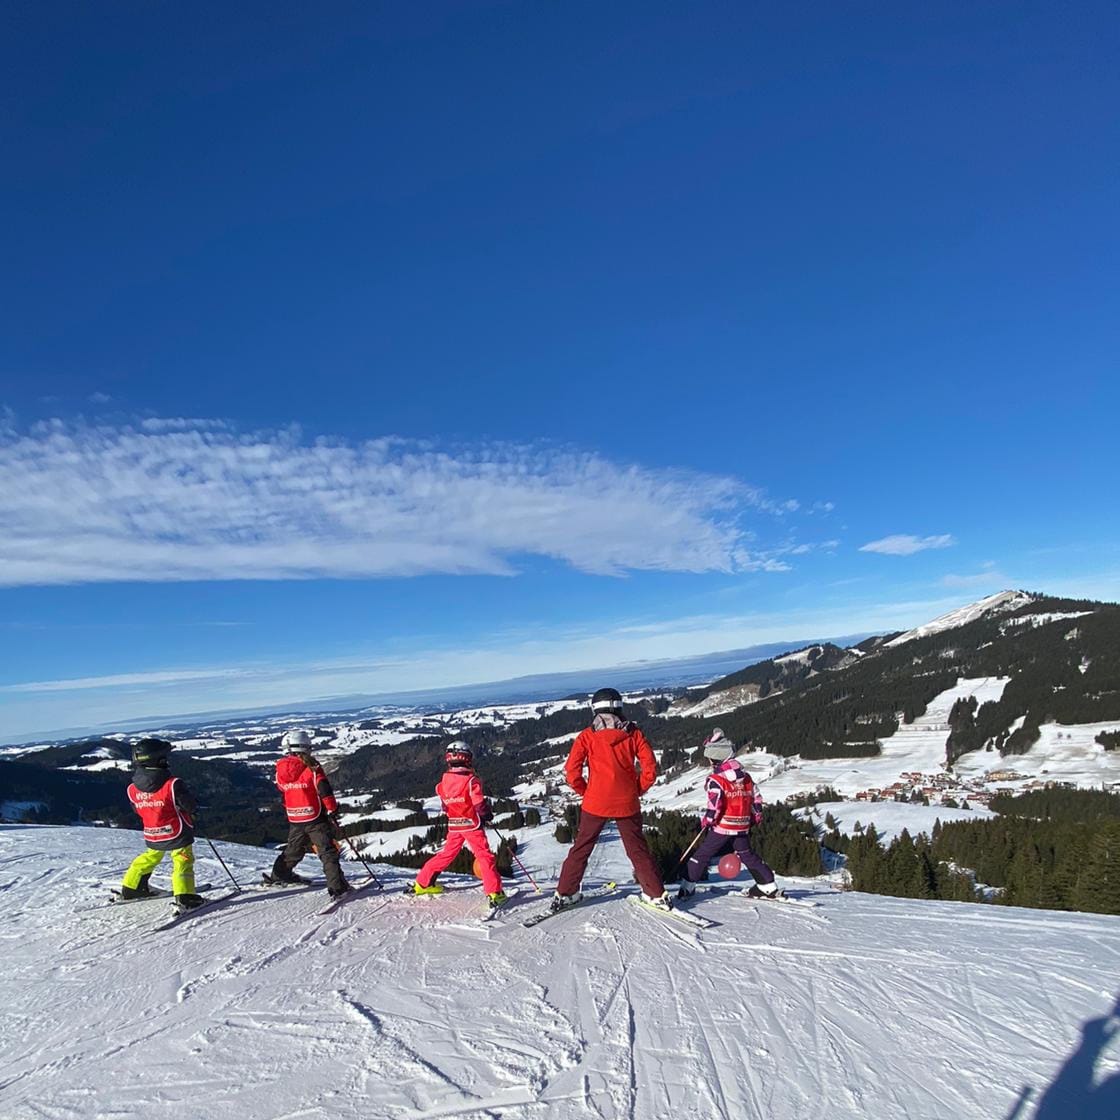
[1075,823,1120,915]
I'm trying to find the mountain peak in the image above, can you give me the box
[884,590,1036,648]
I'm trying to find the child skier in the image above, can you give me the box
[678,728,783,899]
[120,738,206,910]
[412,741,507,910]
[269,729,352,898]
[552,688,671,912]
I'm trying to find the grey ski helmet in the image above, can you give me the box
[702,728,735,762]
[445,741,474,767]
[132,738,173,767]
[282,729,313,750]
[590,687,624,714]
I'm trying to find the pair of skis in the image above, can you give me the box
[107,871,373,929]
[520,883,713,930]
[259,872,388,915]
[519,882,821,930]
[684,883,821,909]
[108,883,240,930]
[521,882,615,927]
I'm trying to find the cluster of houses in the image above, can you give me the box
[852,769,1072,807]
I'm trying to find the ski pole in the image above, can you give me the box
[336,825,384,890]
[206,837,242,893]
[489,824,543,893]
[676,827,707,870]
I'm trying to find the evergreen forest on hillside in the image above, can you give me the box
[830,789,1120,916]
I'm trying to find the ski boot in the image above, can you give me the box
[174,893,207,912]
[641,891,674,911]
[549,891,582,913]
[119,873,154,901]
[746,884,784,900]
[676,882,697,900]
[487,891,509,910]
[411,881,445,896]
[265,870,309,886]
[328,881,353,899]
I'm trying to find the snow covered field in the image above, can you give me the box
[798,800,996,843]
[3,824,1119,1120]
[954,721,1120,787]
[646,674,1120,815]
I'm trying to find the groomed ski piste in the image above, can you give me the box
[4,825,1120,1119]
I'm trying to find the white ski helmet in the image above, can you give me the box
[445,741,474,767]
[282,729,313,750]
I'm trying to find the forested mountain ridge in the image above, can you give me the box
[5,591,1118,829]
[648,592,1120,767]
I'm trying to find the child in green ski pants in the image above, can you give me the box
[120,738,205,909]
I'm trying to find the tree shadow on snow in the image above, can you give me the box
[1009,992,1120,1119]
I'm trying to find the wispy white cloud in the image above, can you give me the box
[0,418,820,587]
[859,533,956,557]
[2,668,250,694]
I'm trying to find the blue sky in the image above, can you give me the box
[2,2,1118,741]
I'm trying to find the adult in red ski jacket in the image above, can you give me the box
[412,742,505,905]
[552,688,670,911]
[119,738,206,909]
[677,729,781,899]
[269,730,351,898]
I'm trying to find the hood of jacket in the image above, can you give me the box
[712,759,749,783]
[131,765,172,792]
[276,753,312,783]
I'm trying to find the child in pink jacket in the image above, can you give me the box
[413,742,507,908]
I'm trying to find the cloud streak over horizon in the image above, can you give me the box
[0,418,811,587]
[859,533,956,557]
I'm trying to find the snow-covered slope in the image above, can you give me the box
[646,673,1120,815]
[3,824,1119,1119]
[798,800,996,843]
[884,589,1034,647]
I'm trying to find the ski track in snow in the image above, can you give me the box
[2,824,1120,1119]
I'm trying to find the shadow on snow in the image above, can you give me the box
[1009,992,1120,1119]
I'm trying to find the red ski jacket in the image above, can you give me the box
[275,754,339,823]
[436,767,489,832]
[128,775,194,847]
[564,721,658,819]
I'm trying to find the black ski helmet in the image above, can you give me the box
[590,687,623,714]
[132,737,173,767]
[445,741,474,767]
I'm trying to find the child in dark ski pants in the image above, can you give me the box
[679,729,780,897]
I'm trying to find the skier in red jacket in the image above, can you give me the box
[120,738,206,910]
[552,688,670,912]
[268,730,351,898]
[677,728,782,899]
[412,742,508,910]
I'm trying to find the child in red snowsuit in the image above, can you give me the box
[413,743,506,906]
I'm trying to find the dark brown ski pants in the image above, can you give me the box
[556,810,664,898]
